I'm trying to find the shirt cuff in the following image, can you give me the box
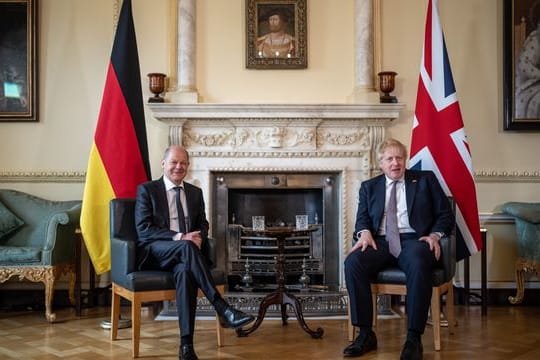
[357,229,370,239]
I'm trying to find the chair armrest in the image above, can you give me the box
[439,232,456,283]
[110,237,137,283]
[43,203,82,264]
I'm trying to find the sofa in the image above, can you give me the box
[501,202,540,304]
[0,189,81,322]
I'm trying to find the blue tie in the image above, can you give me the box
[174,186,186,233]
[386,181,401,257]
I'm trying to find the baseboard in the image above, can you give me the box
[1,286,539,314]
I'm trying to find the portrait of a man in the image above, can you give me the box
[256,6,296,59]
[246,0,307,69]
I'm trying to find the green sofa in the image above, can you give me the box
[0,189,81,322]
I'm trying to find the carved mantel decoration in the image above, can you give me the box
[148,103,403,284]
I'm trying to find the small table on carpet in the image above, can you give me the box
[235,226,324,339]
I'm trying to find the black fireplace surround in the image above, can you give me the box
[211,171,341,291]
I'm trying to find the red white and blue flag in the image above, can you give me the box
[409,0,481,260]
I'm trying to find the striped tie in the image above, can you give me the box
[386,181,401,257]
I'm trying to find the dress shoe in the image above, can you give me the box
[400,339,423,360]
[343,330,377,357]
[179,344,198,360]
[218,306,255,329]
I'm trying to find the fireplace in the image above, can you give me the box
[211,171,340,291]
[148,103,402,292]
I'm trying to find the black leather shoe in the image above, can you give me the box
[400,339,423,360]
[218,306,255,329]
[343,330,377,357]
[179,344,198,360]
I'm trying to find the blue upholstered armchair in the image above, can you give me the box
[501,202,540,304]
[0,189,81,322]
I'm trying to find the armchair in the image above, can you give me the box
[109,198,226,358]
[347,199,456,351]
[501,202,540,304]
[0,189,81,322]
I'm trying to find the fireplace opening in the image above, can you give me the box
[211,171,340,292]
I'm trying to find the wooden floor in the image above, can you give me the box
[0,305,539,359]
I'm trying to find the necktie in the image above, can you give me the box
[174,186,187,233]
[386,181,401,258]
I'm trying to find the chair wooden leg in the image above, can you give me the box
[216,285,225,346]
[347,296,355,341]
[371,290,378,329]
[215,311,223,346]
[431,288,441,351]
[446,284,455,335]
[110,288,121,341]
[67,265,77,306]
[132,296,141,358]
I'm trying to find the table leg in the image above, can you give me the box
[464,257,470,306]
[75,230,82,316]
[282,291,324,338]
[236,291,280,337]
[481,229,487,316]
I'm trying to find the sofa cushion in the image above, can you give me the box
[0,246,41,264]
[0,200,24,241]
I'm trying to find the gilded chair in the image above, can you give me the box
[109,198,226,358]
[502,202,540,304]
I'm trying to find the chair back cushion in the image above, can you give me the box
[110,198,138,241]
[109,198,226,291]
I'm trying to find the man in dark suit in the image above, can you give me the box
[135,145,254,360]
[343,138,454,360]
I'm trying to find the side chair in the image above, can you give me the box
[348,199,457,351]
[109,198,226,358]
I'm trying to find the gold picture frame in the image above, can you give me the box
[0,0,38,122]
[503,0,540,130]
[246,0,307,69]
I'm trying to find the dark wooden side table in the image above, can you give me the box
[463,228,487,316]
[74,228,102,314]
[74,228,82,316]
[235,226,324,339]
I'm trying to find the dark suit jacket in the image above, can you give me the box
[354,169,454,241]
[134,176,211,268]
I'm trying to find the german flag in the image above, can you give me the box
[80,0,151,274]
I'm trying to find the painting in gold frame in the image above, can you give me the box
[246,0,307,69]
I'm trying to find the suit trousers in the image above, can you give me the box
[344,233,436,334]
[144,240,221,337]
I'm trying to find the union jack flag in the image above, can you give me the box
[409,0,482,260]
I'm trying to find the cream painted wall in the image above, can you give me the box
[0,0,538,287]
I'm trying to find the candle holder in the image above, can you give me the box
[147,73,166,103]
[378,71,398,103]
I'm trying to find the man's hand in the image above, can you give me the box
[181,230,202,249]
[419,233,441,260]
[350,230,378,254]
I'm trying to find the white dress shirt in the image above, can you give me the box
[163,177,189,235]
[377,177,415,236]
